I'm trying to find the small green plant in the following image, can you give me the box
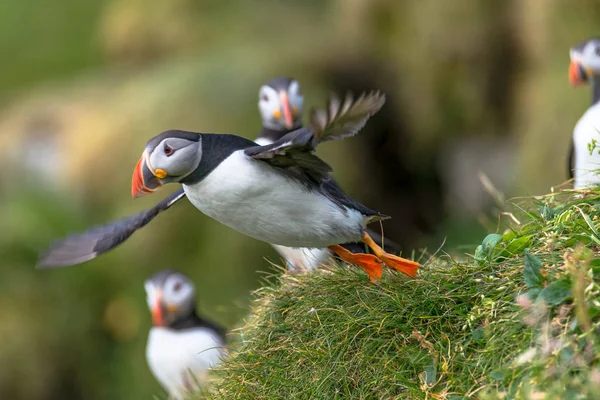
[588,138,598,156]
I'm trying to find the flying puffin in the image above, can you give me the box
[145,269,225,400]
[130,91,419,282]
[37,83,402,279]
[569,37,600,189]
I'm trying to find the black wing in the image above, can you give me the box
[244,128,332,185]
[244,90,386,186]
[36,189,187,269]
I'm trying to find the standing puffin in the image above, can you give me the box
[131,91,419,282]
[255,77,303,145]
[145,269,225,399]
[569,37,600,189]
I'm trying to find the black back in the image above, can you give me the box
[180,133,257,185]
[170,311,227,342]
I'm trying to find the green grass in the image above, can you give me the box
[198,187,600,399]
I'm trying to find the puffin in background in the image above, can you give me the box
[38,82,401,277]
[255,77,303,145]
[130,91,419,282]
[569,37,600,189]
[145,269,225,400]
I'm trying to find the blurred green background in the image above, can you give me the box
[1,1,599,398]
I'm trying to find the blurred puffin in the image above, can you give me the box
[256,77,303,145]
[569,37,600,189]
[145,269,225,399]
[129,91,419,282]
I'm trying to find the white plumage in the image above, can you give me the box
[146,326,224,399]
[573,102,600,189]
[183,150,367,248]
[254,135,331,270]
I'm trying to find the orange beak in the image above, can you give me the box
[151,290,164,326]
[569,60,589,86]
[132,152,162,198]
[279,91,294,129]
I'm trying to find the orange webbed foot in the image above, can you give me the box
[361,232,420,278]
[377,253,419,278]
[328,245,383,283]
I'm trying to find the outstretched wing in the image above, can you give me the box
[36,189,186,269]
[310,90,385,144]
[244,90,385,185]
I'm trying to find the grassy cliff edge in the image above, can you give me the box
[204,189,600,399]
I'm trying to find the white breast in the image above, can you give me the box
[253,136,333,269]
[146,327,224,400]
[573,102,600,189]
[183,150,365,248]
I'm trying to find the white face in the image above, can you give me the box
[145,271,196,326]
[258,80,303,131]
[148,137,203,183]
[571,39,600,76]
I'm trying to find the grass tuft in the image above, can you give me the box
[202,188,600,399]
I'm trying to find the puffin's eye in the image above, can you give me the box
[164,144,174,157]
[595,46,600,56]
[262,95,269,102]
[173,281,182,292]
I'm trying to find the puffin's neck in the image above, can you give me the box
[592,78,600,105]
[168,310,226,341]
[180,133,256,185]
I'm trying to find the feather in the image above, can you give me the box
[36,189,186,269]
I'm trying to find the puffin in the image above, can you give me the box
[130,91,419,282]
[255,76,303,145]
[569,37,600,189]
[145,269,225,399]
[37,82,402,280]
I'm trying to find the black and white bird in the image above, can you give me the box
[569,38,600,189]
[145,269,225,400]
[255,77,303,145]
[37,82,403,280]
[130,91,419,282]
